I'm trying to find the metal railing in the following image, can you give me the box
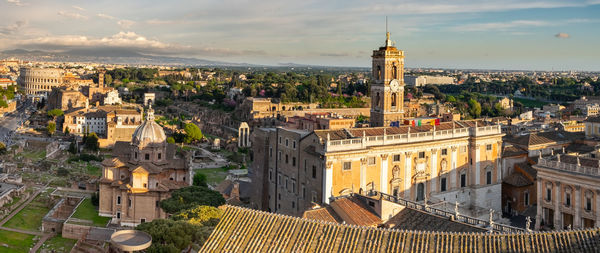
[538,157,600,176]
[325,126,500,152]
[361,190,524,233]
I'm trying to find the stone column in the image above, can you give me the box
[360,158,367,191]
[596,190,600,228]
[404,152,412,199]
[380,154,389,194]
[475,144,481,185]
[451,146,458,189]
[535,179,543,230]
[431,149,438,193]
[574,186,581,228]
[323,161,333,204]
[496,141,502,181]
[554,182,561,228]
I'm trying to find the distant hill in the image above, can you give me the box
[0,48,252,66]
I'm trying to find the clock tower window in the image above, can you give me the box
[377,66,382,80]
[393,65,397,79]
[391,93,397,107]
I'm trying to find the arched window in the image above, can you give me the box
[391,93,397,107]
[377,66,382,80]
[375,92,380,108]
[393,65,398,79]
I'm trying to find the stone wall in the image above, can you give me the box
[62,222,91,240]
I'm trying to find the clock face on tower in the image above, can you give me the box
[390,79,400,92]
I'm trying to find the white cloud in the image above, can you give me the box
[555,32,570,38]
[452,20,549,32]
[72,5,85,11]
[6,0,26,6]
[18,31,184,52]
[57,11,88,20]
[97,13,117,20]
[0,20,27,36]
[117,20,136,29]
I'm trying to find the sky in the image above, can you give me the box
[1,0,599,71]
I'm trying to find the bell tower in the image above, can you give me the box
[370,22,405,127]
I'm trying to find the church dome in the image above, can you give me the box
[132,106,166,147]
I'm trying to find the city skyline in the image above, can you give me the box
[1,0,599,71]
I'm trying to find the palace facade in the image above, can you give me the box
[251,32,505,217]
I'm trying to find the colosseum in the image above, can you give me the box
[18,67,65,95]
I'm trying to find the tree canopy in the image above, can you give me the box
[159,186,225,214]
[84,132,99,151]
[184,123,203,143]
[47,122,56,135]
[171,205,222,226]
[136,219,212,253]
[47,109,64,119]
[193,173,207,187]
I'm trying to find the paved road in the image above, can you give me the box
[0,102,34,146]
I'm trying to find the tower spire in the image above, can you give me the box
[385,16,392,47]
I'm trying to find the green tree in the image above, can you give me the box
[172,205,222,226]
[468,99,482,118]
[104,74,113,86]
[184,123,203,143]
[68,141,77,154]
[193,173,207,187]
[85,132,99,151]
[47,122,56,136]
[160,186,225,214]
[136,219,212,253]
[446,95,457,103]
[47,109,64,120]
[167,137,176,144]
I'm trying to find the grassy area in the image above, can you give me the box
[513,97,549,108]
[0,229,36,252]
[37,235,77,253]
[86,164,101,177]
[3,203,49,231]
[194,167,230,185]
[3,193,52,231]
[18,150,46,161]
[71,198,110,227]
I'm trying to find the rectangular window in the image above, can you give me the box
[524,192,530,206]
[141,218,146,223]
[292,157,296,166]
[145,153,150,160]
[128,198,132,207]
[292,180,296,194]
[460,173,466,188]
[566,193,571,207]
[343,162,352,171]
[285,177,288,189]
[117,212,121,219]
[486,171,492,185]
[285,154,289,164]
[304,160,307,173]
[293,141,296,149]
[270,147,273,158]
[269,169,273,181]
[312,166,317,179]
[486,144,492,151]
[586,198,592,211]
[302,184,306,199]
[279,136,282,144]
[419,152,425,159]
[285,138,289,147]
[158,153,161,160]
[117,196,121,205]
[292,201,295,209]
[278,151,281,161]
[368,157,376,165]
[441,178,447,192]
[393,154,401,162]
[547,188,552,201]
[441,149,447,155]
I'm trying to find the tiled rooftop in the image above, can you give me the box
[201,205,600,252]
